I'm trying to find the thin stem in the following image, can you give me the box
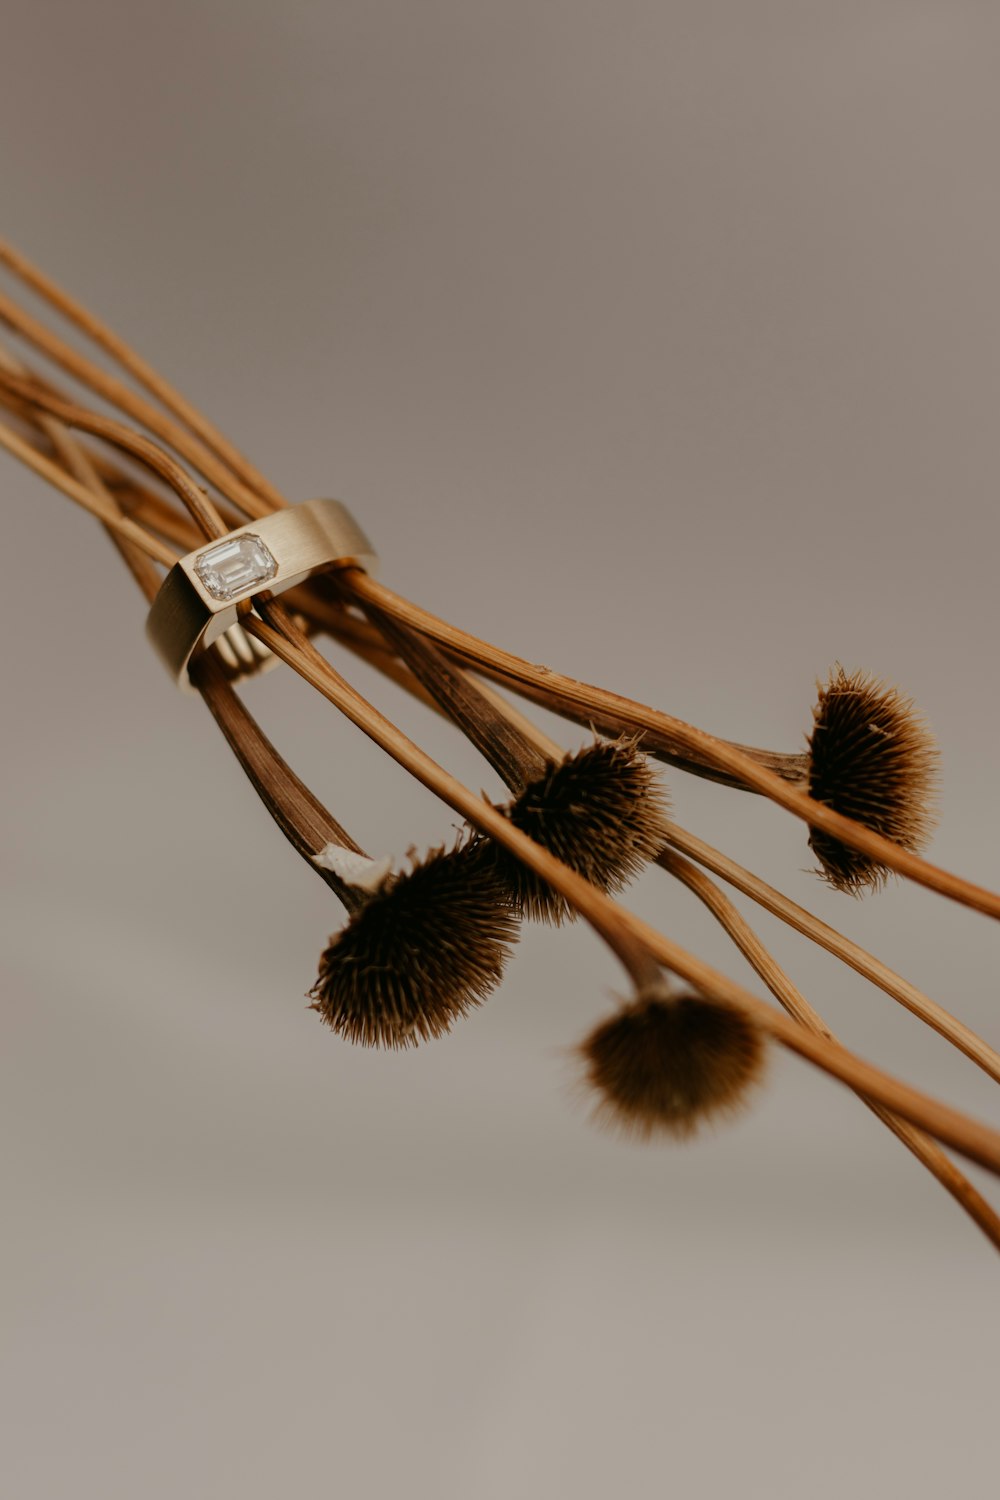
[1,341,167,606]
[362,598,549,791]
[296,586,1000,1099]
[44,430,245,550]
[0,367,229,541]
[0,238,286,511]
[7,357,250,543]
[191,651,367,911]
[0,416,177,566]
[275,582,1000,1091]
[660,822,1000,1085]
[658,846,1000,1253]
[297,582,810,790]
[240,605,1000,1177]
[17,383,366,915]
[41,413,165,602]
[338,571,1000,921]
[0,284,271,520]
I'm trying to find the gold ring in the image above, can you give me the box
[146,498,377,689]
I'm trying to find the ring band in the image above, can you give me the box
[146,498,377,688]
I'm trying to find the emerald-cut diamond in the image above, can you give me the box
[193,534,278,601]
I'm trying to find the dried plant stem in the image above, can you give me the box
[308,591,808,783]
[658,846,1000,1251]
[101,463,228,553]
[292,590,1000,1094]
[239,605,1000,1176]
[660,823,1000,1085]
[7,245,996,1242]
[321,597,1000,1086]
[375,604,1000,1188]
[17,385,368,915]
[2,353,251,542]
[57,444,990,1092]
[472,676,566,759]
[33,409,165,603]
[293,583,809,790]
[0,285,270,521]
[338,571,1000,922]
[30,411,803,793]
[0,415,177,566]
[362,600,549,791]
[96,454,247,537]
[310,590,1000,1087]
[0,239,286,512]
[0,368,229,541]
[1,384,202,555]
[46,429,247,549]
[659,851,832,1039]
[9,349,167,607]
[191,652,368,911]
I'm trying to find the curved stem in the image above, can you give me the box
[658,847,1000,1251]
[240,607,1000,1177]
[287,576,1000,1089]
[250,577,1000,1089]
[338,571,1000,921]
[23,416,243,553]
[0,285,271,520]
[661,823,1000,1085]
[0,238,286,512]
[191,652,366,910]
[361,598,548,791]
[293,582,809,790]
[0,416,177,566]
[16,376,363,915]
[0,367,229,541]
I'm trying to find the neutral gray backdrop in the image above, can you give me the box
[2,3,998,1496]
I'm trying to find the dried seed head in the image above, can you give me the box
[309,840,519,1048]
[489,739,670,923]
[806,666,939,894]
[577,991,766,1139]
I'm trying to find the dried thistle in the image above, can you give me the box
[358,600,670,922]
[577,989,767,1139]
[490,739,670,923]
[191,641,520,1047]
[310,839,519,1048]
[806,666,939,894]
[6,241,1000,1250]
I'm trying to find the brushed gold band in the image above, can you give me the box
[146,498,377,689]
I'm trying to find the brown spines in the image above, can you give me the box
[577,990,767,1139]
[488,739,670,923]
[310,840,519,1048]
[807,666,938,894]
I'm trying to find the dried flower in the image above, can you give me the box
[348,610,668,922]
[490,739,670,923]
[807,666,938,894]
[577,990,766,1138]
[310,840,519,1047]
[6,239,1000,1249]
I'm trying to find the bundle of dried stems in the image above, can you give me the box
[2,238,999,1251]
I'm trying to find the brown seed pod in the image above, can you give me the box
[807,666,939,894]
[309,839,519,1048]
[488,739,670,923]
[577,990,766,1139]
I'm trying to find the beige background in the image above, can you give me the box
[2,3,999,1495]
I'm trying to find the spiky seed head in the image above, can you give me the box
[489,739,670,923]
[309,839,519,1048]
[806,665,939,894]
[577,991,766,1139]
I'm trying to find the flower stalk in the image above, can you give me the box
[3,240,999,1248]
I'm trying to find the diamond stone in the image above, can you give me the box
[193,534,278,601]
